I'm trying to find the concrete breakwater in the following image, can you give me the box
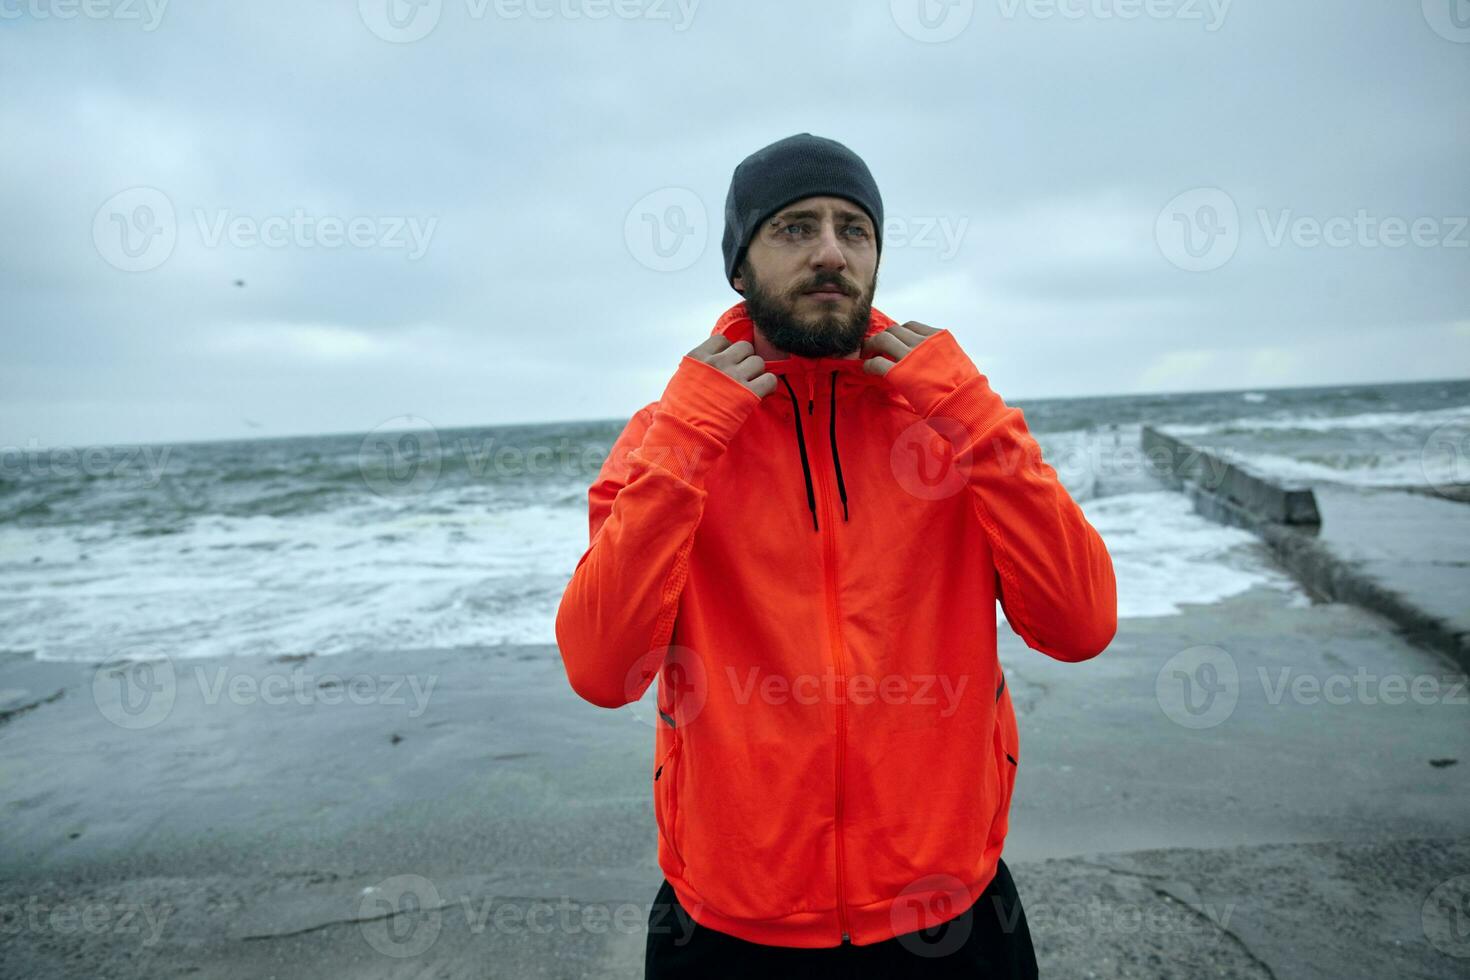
[1141,425,1470,672]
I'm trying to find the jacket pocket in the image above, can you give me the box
[654,735,686,872]
[987,672,1020,849]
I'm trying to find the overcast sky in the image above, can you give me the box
[3,0,1467,448]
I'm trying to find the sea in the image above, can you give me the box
[3,378,1467,663]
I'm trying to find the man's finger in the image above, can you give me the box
[863,331,910,359]
[710,340,754,367]
[689,335,731,358]
[888,323,929,347]
[747,372,778,398]
[733,353,766,381]
[862,356,894,377]
[900,320,941,336]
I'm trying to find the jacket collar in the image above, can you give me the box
[709,301,898,532]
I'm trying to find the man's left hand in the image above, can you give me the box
[861,321,944,376]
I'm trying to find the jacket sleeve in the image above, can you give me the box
[555,354,763,708]
[883,330,1118,662]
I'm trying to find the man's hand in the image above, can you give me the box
[687,336,777,398]
[861,320,943,376]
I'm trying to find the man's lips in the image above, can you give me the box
[803,286,849,299]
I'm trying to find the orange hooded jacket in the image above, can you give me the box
[555,300,1117,948]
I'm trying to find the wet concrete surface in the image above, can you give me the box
[2,580,1468,978]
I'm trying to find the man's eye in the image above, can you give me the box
[781,223,811,237]
[844,225,870,239]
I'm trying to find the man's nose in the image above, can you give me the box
[809,222,848,272]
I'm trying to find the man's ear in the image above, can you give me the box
[732,254,751,294]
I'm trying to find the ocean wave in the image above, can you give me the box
[1158,403,1470,437]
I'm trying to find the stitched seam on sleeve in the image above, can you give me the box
[649,526,697,652]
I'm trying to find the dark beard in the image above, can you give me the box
[742,265,875,359]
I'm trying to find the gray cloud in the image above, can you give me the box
[1,0,1466,447]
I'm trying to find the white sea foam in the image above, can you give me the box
[1,502,590,662]
[4,486,1305,661]
[1205,451,1438,488]
[1158,403,1470,437]
[997,490,1305,623]
[1155,404,1470,489]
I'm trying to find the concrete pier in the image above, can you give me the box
[1142,425,1470,672]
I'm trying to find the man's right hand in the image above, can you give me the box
[686,337,777,398]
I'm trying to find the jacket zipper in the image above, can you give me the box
[654,734,685,871]
[802,368,851,944]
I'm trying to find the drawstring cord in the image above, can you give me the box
[779,370,851,532]
[829,370,849,522]
[780,375,819,532]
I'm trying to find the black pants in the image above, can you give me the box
[644,858,1039,979]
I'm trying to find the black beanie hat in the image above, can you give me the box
[722,133,884,291]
